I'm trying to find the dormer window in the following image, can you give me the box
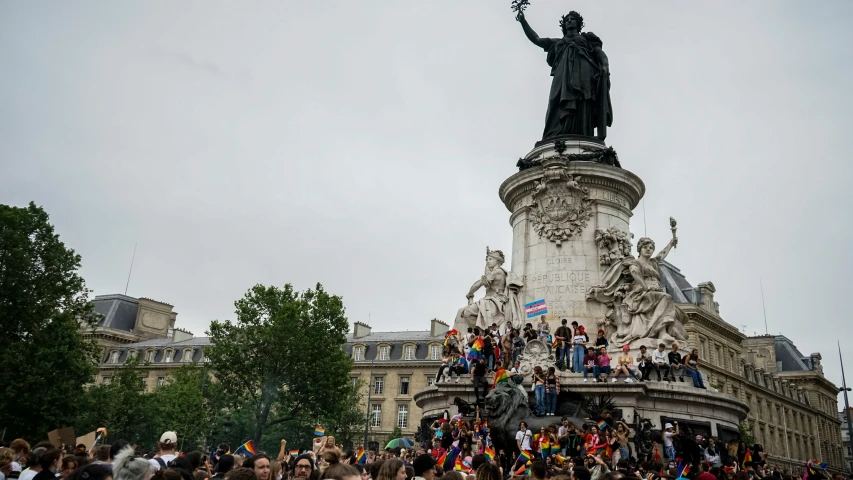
[183,349,193,362]
[430,345,441,360]
[354,346,364,361]
[128,350,138,360]
[110,351,120,364]
[380,346,389,361]
[165,350,173,362]
[146,350,155,362]
[405,345,414,360]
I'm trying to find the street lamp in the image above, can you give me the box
[223,416,233,444]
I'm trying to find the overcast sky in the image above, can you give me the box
[3,1,852,403]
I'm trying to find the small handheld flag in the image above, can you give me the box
[518,451,532,463]
[314,426,325,437]
[289,449,299,457]
[356,447,367,465]
[742,450,752,469]
[234,440,257,457]
[484,446,495,461]
[596,420,608,431]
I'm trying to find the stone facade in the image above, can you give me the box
[343,319,449,448]
[840,408,853,473]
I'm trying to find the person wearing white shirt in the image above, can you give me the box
[652,343,672,381]
[149,431,178,471]
[515,422,532,452]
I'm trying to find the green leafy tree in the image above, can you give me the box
[149,364,212,451]
[206,283,356,446]
[739,421,756,445]
[0,202,100,440]
[77,358,157,446]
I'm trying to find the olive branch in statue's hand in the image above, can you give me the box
[511,0,530,20]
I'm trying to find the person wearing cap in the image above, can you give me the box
[662,422,679,462]
[411,454,436,480]
[149,431,178,471]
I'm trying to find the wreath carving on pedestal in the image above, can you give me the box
[529,171,593,246]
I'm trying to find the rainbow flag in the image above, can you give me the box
[514,462,530,476]
[443,446,461,471]
[742,450,752,468]
[356,447,367,465]
[538,435,550,453]
[518,450,532,463]
[289,449,299,457]
[454,455,464,472]
[555,455,566,465]
[444,329,458,346]
[492,368,508,389]
[653,442,661,461]
[314,426,325,436]
[596,420,608,431]
[484,446,495,461]
[234,440,257,457]
[467,337,485,361]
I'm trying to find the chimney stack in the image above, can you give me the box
[430,318,449,337]
[353,321,372,339]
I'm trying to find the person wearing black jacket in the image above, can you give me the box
[668,344,685,382]
[32,449,62,480]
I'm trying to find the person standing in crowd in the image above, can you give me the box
[471,358,490,401]
[652,343,672,381]
[18,446,45,480]
[544,366,559,416]
[244,456,271,480]
[668,344,685,382]
[59,456,78,479]
[635,345,652,381]
[516,422,533,458]
[500,327,513,369]
[682,348,706,389]
[594,330,609,350]
[410,455,435,480]
[11,440,30,475]
[572,323,588,374]
[211,455,234,480]
[291,456,314,480]
[663,422,679,462]
[553,319,572,370]
[32,449,61,480]
[532,366,546,416]
[612,422,631,466]
[375,460,405,480]
[149,432,178,471]
[481,333,495,372]
[523,324,537,344]
[537,316,551,352]
[511,330,525,365]
[318,451,359,480]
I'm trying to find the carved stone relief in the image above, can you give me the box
[529,171,593,246]
[594,227,633,266]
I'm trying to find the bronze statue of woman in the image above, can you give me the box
[516,9,613,141]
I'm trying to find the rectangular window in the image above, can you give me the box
[380,346,389,361]
[371,404,382,427]
[147,351,155,362]
[427,376,435,387]
[431,345,440,360]
[397,405,409,429]
[405,346,414,360]
[400,377,410,395]
[129,351,138,359]
[184,350,193,362]
[157,377,166,387]
[355,347,363,361]
[110,351,119,363]
[103,376,111,385]
[351,377,359,388]
[374,377,384,395]
[165,351,173,362]
[715,346,722,366]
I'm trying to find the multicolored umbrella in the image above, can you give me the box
[385,438,415,449]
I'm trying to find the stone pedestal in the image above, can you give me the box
[499,138,644,332]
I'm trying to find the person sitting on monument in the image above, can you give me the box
[510,361,526,385]
[681,348,706,389]
[436,353,451,383]
[635,345,652,381]
[582,347,598,382]
[449,350,469,383]
[668,344,685,383]
[595,346,612,383]
[652,343,672,381]
[511,329,526,365]
[611,345,638,383]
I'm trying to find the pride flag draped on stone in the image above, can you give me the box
[492,368,508,389]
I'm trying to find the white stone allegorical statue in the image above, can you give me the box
[453,247,525,333]
[586,219,688,346]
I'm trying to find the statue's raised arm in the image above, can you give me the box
[516,11,550,50]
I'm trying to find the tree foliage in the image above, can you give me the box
[206,283,355,445]
[0,202,99,440]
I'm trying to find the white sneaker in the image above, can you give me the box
[625,378,633,383]
[584,378,588,382]
[612,377,618,383]
[455,377,460,383]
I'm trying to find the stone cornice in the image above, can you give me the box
[351,361,440,369]
[498,162,645,212]
[680,305,745,343]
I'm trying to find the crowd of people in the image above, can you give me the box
[438,318,708,401]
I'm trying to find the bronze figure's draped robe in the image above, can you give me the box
[539,33,612,140]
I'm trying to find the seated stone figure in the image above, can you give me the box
[587,236,687,346]
[452,248,524,334]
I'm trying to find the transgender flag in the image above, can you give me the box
[524,299,548,318]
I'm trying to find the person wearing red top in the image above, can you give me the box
[582,347,598,382]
